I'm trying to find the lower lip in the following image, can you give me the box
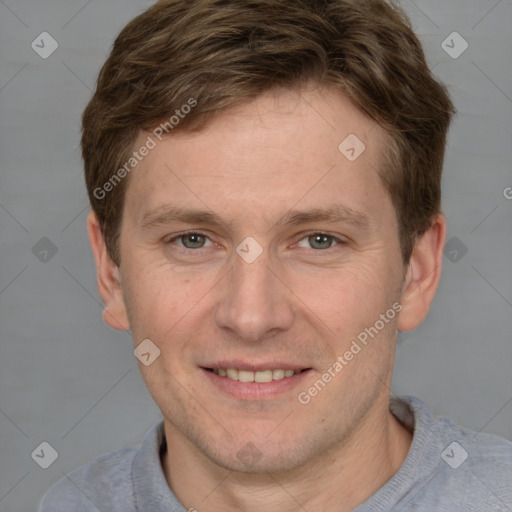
[201,368,312,400]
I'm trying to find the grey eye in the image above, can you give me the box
[180,233,207,249]
[307,233,336,250]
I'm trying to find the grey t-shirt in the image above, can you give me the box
[38,395,512,511]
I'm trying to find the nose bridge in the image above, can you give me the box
[214,249,293,341]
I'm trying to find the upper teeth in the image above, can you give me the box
[213,368,301,382]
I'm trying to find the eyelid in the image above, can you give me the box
[294,231,347,248]
[166,230,214,247]
[165,230,347,249]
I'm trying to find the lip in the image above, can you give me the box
[200,367,312,400]
[201,360,310,372]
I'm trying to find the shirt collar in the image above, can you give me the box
[131,420,185,512]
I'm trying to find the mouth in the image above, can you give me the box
[200,366,312,399]
[203,367,309,383]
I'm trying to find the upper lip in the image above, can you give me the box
[201,361,311,372]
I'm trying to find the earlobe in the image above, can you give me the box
[102,305,129,331]
[87,210,131,331]
[397,214,446,331]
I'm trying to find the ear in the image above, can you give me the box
[87,210,130,331]
[398,214,446,331]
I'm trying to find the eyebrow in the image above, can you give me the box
[139,204,371,232]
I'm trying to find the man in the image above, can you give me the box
[39,0,512,511]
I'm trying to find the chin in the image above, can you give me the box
[200,432,319,475]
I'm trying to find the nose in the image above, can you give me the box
[214,249,295,343]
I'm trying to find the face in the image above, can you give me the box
[98,87,414,472]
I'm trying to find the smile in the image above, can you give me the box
[201,363,312,399]
[208,368,306,383]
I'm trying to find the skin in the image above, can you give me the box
[88,85,446,512]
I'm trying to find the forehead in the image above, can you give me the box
[123,87,392,229]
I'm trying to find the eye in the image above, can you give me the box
[297,233,342,250]
[167,232,213,249]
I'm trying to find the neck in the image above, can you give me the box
[161,397,413,512]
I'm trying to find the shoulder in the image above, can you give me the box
[37,446,138,512]
[399,395,512,470]
[432,418,512,510]
[437,414,512,479]
[438,412,512,462]
[402,396,512,510]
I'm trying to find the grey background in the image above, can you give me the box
[0,1,511,511]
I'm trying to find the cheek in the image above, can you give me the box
[122,265,191,337]
[122,258,228,353]
[287,258,397,336]
[308,258,385,301]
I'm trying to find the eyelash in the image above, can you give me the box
[165,231,346,251]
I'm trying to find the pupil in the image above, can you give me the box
[184,234,204,248]
[311,234,331,249]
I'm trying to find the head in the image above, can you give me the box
[85,0,454,473]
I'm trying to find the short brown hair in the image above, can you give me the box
[82,0,455,266]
